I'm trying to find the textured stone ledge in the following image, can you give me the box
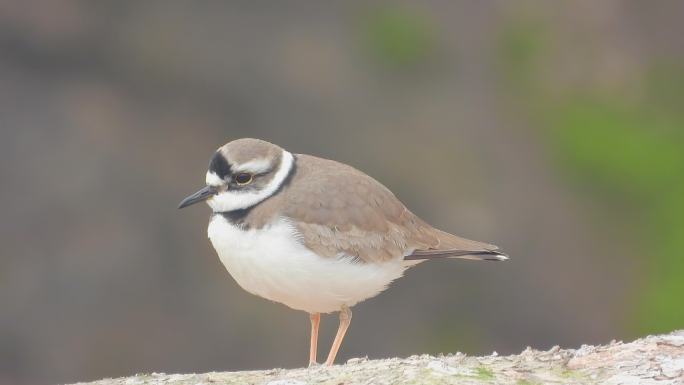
[72,330,684,385]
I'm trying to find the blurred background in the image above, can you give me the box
[1,1,683,384]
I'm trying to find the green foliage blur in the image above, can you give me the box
[500,20,684,335]
[361,7,436,68]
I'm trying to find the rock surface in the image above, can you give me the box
[72,331,684,385]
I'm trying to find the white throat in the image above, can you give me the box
[206,150,294,212]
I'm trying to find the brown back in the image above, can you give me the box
[234,154,504,263]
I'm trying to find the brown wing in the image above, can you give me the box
[281,154,506,263]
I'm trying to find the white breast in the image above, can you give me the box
[207,215,407,314]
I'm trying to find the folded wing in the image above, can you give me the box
[285,155,508,263]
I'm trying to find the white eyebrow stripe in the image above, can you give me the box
[233,158,272,174]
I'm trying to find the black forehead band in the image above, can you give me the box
[208,152,231,179]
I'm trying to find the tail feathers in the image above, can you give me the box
[405,248,509,261]
[406,227,509,261]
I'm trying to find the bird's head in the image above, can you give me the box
[178,138,294,212]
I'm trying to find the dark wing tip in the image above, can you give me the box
[482,250,509,261]
[405,248,510,261]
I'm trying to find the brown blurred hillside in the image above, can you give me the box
[1,1,683,385]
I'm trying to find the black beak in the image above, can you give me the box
[178,186,217,209]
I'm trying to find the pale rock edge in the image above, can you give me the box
[71,330,684,385]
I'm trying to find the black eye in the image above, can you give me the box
[234,173,253,185]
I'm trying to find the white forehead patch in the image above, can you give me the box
[205,171,224,186]
[233,158,272,174]
[207,150,294,212]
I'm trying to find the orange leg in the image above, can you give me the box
[309,313,321,366]
[325,305,352,366]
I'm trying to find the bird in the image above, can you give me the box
[178,138,507,367]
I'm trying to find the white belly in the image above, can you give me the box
[207,215,406,313]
